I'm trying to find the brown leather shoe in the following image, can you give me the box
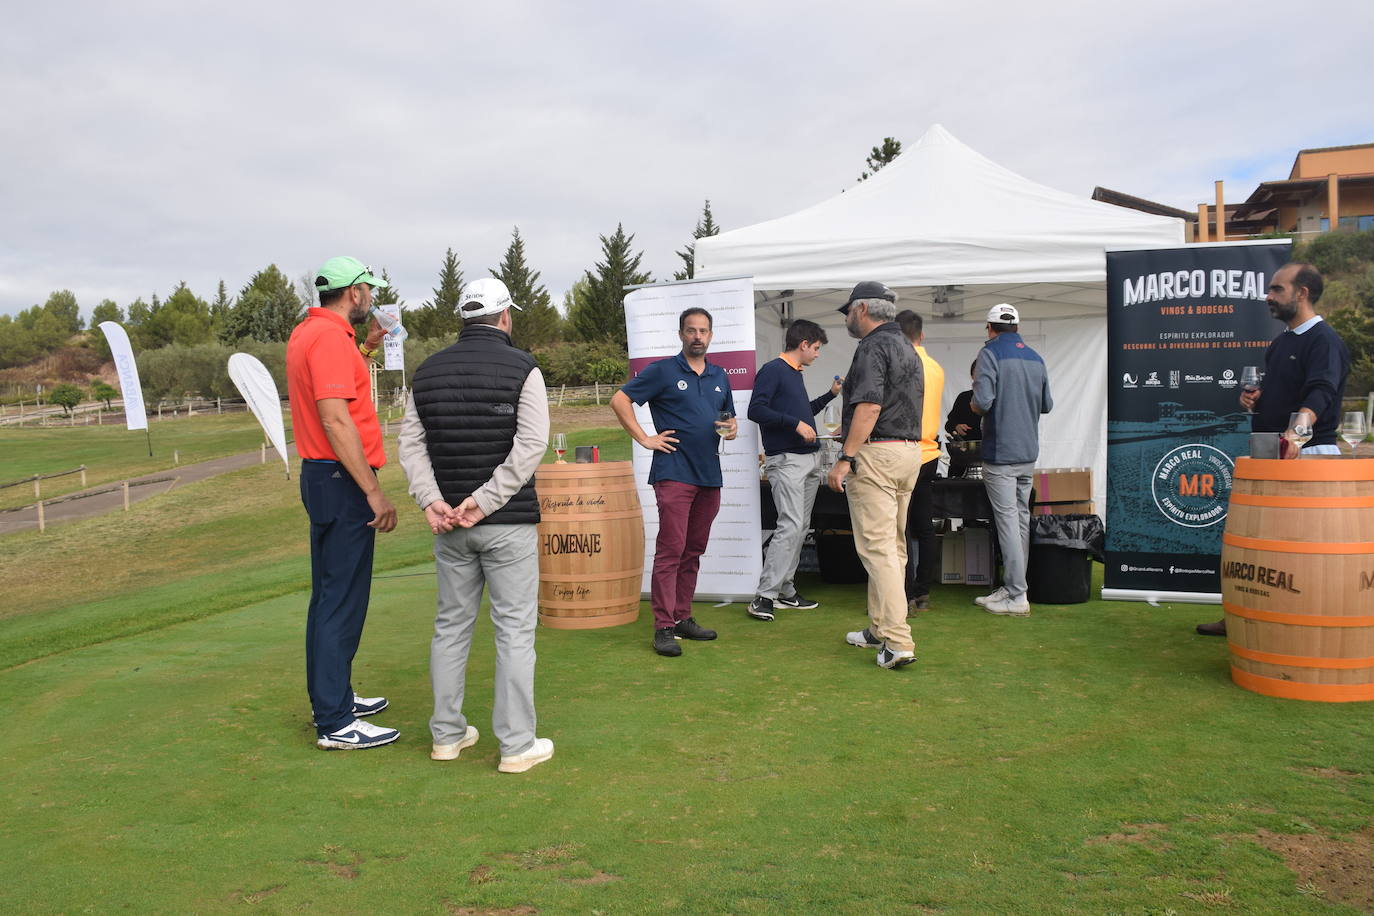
[1196,619,1227,636]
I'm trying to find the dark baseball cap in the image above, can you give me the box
[839,281,896,315]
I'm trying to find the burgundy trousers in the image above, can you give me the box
[650,480,722,629]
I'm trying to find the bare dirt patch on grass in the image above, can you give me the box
[547,403,616,430]
[1085,822,1169,847]
[444,904,537,915]
[1251,826,1374,912]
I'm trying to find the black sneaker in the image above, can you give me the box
[776,592,819,609]
[747,596,775,621]
[653,627,682,657]
[674,617,717,640]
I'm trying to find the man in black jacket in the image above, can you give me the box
[1197,262,1350,637]
[399,278,555,772]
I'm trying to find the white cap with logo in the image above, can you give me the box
[459,278,524,318]
[986,303,1019,324]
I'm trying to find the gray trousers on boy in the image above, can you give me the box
[982,461,1035,600]
[757,451,822,600]
[431,523,539,756]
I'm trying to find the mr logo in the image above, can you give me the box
[677,380,688,390]
[1361,569,1374,592]
[1179,474,1215,497]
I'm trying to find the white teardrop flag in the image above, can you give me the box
[98,321,148,431]
[228,353,290,478]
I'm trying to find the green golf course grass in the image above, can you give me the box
[2,422,1371,913]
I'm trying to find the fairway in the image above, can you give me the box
[3,428,1373,913]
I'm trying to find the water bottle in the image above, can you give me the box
[369,306,408,342]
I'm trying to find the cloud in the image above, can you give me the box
[2,0,1371,317]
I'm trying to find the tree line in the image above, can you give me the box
[0,204,722,399]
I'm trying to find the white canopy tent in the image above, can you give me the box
[694,124,1186,509]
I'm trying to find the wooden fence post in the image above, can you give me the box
[80,465,87,488]
[37,500,45,533]
[33,475,40,499]
[173,450,179,466]
[261,442,266,464]
[122,481,130,511]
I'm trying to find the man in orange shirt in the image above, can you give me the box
[286,256,399,751]
[897,310,945,613]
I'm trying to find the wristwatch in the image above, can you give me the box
[838,454,856,465]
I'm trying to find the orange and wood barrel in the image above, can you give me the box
[1220,457,1374,701]
[535,461,644,629]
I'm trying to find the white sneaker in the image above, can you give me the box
[431,726,480,761]
[316,718,399,750]
[974,587,1010,608]
[983,593,1030,617]
[498,737,555,773]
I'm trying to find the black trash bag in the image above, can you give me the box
[1029,514,1104,561]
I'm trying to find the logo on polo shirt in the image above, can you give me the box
[714,386,721,392]
[677,380,688,390]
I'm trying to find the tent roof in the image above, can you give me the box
[695,124,1184,319]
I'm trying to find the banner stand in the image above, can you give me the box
[623,276,761,603]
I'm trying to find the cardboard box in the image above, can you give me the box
[1031,499,1095,516]
[1033,468,1092,502]
[963,527,993,586]
[941,531,966,584]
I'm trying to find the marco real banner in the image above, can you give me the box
[1104,240,1291,601]
[623,276,761,601]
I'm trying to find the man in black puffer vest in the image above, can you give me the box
[398,278,555,774]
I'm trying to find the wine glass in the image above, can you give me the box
[716,410,732,455]
[822,404,840,437]
[1240,366,1260,413]
[1341,411,1367,455]
[552,432,567,464]
[1284,412,1312,457]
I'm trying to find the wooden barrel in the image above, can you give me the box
[535,461,644,629]
[1220,457,1374,701]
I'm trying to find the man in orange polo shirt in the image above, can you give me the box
[286,256,399,751]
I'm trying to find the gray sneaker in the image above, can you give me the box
[974,586,1009,608]
[983,593,1030,617]
[876,644,917,669]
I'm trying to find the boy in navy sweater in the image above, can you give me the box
[745,319,843,621]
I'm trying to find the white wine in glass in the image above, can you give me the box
[822,404,841,436]
[552,432,567,463]
[1341,411,1367,455]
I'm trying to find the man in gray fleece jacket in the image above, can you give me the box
[970,304,1053,617]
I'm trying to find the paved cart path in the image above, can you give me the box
[0,450,283,536]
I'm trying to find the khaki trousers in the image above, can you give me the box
[846,440,921,652]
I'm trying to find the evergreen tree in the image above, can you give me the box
[407,248,464,340]
[91,299,123,327]
[569,223,650,348]
[209,280,231,338]
[43,290,83,332]
[858,137,902,182]
[492,227,560,350]
[220,265,303,343]
[673,200,721,281]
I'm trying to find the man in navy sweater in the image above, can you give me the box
[1198,262,1350,637]
[745,319,842,621]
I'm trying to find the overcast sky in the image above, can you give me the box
[3,0,1371,320]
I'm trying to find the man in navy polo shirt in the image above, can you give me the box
[611,307,738,657]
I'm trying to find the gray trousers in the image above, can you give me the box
[757,450,822,600]
[982,461,1035,600]
[431,523,539,756]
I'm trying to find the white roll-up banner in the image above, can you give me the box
[227,353,291,477]
[98,321,148,431]
[623,276,761,602]
[379,303,405,371]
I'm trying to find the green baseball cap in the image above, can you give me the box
[314,256,389,292]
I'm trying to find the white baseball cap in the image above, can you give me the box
[459,278,524,317]
[986,303,1019,324]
